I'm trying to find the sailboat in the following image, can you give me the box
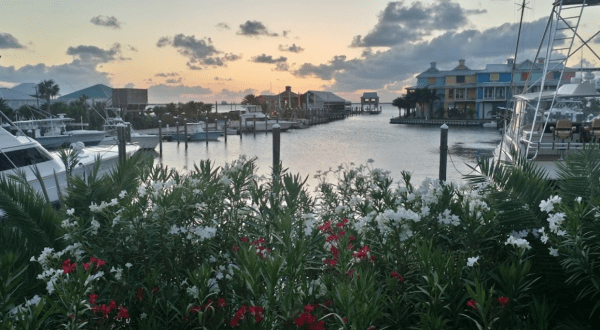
[496,0,600,179]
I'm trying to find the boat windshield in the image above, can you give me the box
[0,147,54,172]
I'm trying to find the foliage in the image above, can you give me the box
[2,150,600,328]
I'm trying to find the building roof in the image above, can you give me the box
[480,64,512,73]
[361,92,379,99]
[58,84,113,100]
[446,70,480,76]
[10,83,37,97]
[308,91,346,103]
[0,88,36,100]
[417,70,450,78]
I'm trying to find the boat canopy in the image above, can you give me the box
[514,81,600,101]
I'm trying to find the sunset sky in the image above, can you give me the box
[1,0,599,103]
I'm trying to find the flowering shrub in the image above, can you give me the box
[2,155,600,328]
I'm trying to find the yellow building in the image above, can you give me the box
[444,59,478,116]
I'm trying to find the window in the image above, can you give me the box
[455,89,465,99]
[0,147,53,171]
[484,87,494,98]
[428,78,436,85]
[456,76,465,83]
[448,89,454,99]
[490,73,499,81]
[521,72,529,81]
[495,88,505,99]
[553,71,561,80]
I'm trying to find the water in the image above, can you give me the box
[153,105,502,189]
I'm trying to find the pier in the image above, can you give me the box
[390,117,492,126]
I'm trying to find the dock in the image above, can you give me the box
[390,117,491,126]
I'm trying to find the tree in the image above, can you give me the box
[0,98,14,120]
[242,94,260,105]
[392,96,410,118]
[37,80,60,111]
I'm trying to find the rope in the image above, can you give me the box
[446,148,479,177]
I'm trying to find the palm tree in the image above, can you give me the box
[0,98,14,120]
[242,94,260,105]
[37,80,60,111]
[392,96,410,118]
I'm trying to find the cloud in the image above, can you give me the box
[166,77,183,84]
[294,17,551,93]
[251,54,287,64]
[156,34,241,69]
[214,76,232,81]
[90,15,121,29]
[274,62,289,71]
[279,44,304,53]
[0,32,25,49]
[217,88,257,99]
[128,45,138,52]
[216,22,230,29]
[155,72,179,77]
[351,0,480,47]
[148,84,212,103]
[66,43,129,63]
[124,83,135,88]
[283,30,290,38]
[237,21,278,37]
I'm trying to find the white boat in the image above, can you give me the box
[496,0,600,179]
[0,124,139,203]
[8,115,106,149]
[234,105,295,132]
[99,116,160,150]
[171,123,222,141]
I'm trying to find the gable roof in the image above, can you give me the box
[10,83,37,97]
[58,84,113,100]
[361,92,379,99]
[308,91,346,103]
[0,88,36,100]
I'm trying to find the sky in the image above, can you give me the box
[1,0,599,104]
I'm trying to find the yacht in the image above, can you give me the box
[170,123,222,141]
[0,123,139,203]
[235,105,295,132]
[496,0,600,179]
[99,116,160,150]
[8,115,107,149]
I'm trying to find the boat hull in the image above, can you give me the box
[171,131,221,141]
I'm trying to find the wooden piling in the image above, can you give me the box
[273,123,280,173]
[439,124,448,182]
[224,116,228,143]
[184,121,188,149]
[205,117,209,146]
[158,120,163,156]
[117,125,126,161]
[176,121,180,145]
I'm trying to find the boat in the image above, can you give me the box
[496,0,600,179]
[170,123,222,141]
[0,121,139,203]
[8,115,106,149]
[99,116,160,150]
[235,105,295,132]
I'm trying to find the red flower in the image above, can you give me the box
[295,312,316,326]
[109,300,117,310]
[248,306,264,323]
[347,269,356,278]
[349,236,355,241]
[241,237,247,243]
[318,221,332,233]
[233,245,239,253]
[136,288,144,301]
[352,246,370,260]
[326,234,338,242]
[83,262,91,271]
[343,317,348,323]
[336,222,344,228]
[467,299,478,309]
[217,298,227,308]
[62,259,76,274]
[497,296,509,309]
[99,304,111,318]
[310,320,325,330]
[89,293,98,305]
[116,306,129,320]
[390,271,405,282]
[304,304,314,313]
[338,230,345,237]
[95,258,106,268]
[190,305,202,314]
[152,286,159,293]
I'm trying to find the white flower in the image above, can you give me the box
[140,313,147,320]
[0,208,8,218]
[549,247,559,257]
[505,235,531,250]
[467,256,480,267]
[90,219,100,235]
[576,197,582,204]
[119,190,127,199]
[216,272,224,280]
[26,295,41,306]
[540,234,549,244]
[66,208,75,216]
[186,286,199,299]
[125,263,133,269]
[539,195,562,213]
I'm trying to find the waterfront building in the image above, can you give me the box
[360,92,379,110]
[302,91,347,111]
[58,84,113,106]
[0,86,38,110]
[409,58,577,119]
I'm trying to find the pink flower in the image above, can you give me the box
[497,296,509,309]
[89,293,98,305]
[116,306,129,320]
[241,237,248,243]
[136,288,144,301]
[62,259,76,274]
[217,298,227,308]
[467,299,478,309]
[390,271,405,282]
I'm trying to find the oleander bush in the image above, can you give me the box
[2,150,600,329]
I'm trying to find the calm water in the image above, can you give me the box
[153,105,502,189]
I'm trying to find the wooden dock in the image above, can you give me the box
[390,117,489,126]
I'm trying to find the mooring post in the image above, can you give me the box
[184,121,188,149]
[117,125,126,161]
[125,123,132,142]
[224,116,228,143]
[176,121,180,145]
[439,124,448,182]
[158,120,163,157]
[273,123,280,174]
[205,117,209,146]
[253,118,256,137]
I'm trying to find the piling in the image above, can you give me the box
[125,123,132,142]
[205,117,209,146]
[158,120,163,156]
[117,125,126,161]
[224,116,228,143]
[184,121,188,149]
[439,124,448,182]
[253,119,256,137]
[273,123,280,173]
[176,121,180,145]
